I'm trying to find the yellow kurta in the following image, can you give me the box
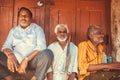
[78,40,103,80]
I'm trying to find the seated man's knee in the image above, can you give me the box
[43,49,53,60]
[37,49,53,61]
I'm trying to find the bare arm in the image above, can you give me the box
[46,72,53,80]
[87,64,107,72]
[68,72,77,80]
[87,62,120,72]
[26,50,39,61]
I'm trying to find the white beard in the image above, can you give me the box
[57,36,67,42]
[93,37,103,43]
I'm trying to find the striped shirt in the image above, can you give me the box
[78,40,103,80]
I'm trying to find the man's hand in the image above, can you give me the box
[7,53,19,72]
[105,62,120,70]
[68,72,76,80]
[47,72,53,80]
[17,57,29,74]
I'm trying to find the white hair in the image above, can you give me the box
[54,24,69,34]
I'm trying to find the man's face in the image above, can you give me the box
[18,10,31,29]
[56,27,68,42]
[90,29,104,44]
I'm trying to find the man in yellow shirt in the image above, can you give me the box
[78,25,120,80]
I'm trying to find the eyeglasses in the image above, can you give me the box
[94,32,104,35]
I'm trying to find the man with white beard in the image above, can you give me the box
[46,24,78,80]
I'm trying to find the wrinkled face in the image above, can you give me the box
[56,27,68,42]
[18,10,31,29]
[90,29,104,44]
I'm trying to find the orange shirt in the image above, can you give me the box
[78,40,103,80]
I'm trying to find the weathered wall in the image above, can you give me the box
[111,0,120,61]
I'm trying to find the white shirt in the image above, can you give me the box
[2,23,46,63]
[48,42,78,80]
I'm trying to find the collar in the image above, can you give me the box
[18,24,31,31]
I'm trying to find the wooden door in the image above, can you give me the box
[0,0,14,49]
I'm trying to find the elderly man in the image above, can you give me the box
[78,25,120,80]
[0,7,53,80]
[47,24,78,80]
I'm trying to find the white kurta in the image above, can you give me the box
[47,42,78,80]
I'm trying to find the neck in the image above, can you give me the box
[21,26,29,29]
[90,40,99,51]
[58,40,67,49]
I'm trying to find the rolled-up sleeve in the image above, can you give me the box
[1,29,13,51]
[78,43,89,75]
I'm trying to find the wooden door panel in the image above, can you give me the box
[0,1,13,49]
[0,0,13,6]
[49,9,59,44]
[33,8,44,29]
[76,10,90,44]
[0,7,10,48]
[90,11,102,25]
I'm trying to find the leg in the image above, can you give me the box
[0,51,13,80]
[29,49,53,80]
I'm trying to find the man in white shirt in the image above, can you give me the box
[47,24,78,80]
[0,7,53,80]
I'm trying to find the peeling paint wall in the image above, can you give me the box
[111,0,120,61]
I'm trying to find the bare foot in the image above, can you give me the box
[31,76,37,80]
